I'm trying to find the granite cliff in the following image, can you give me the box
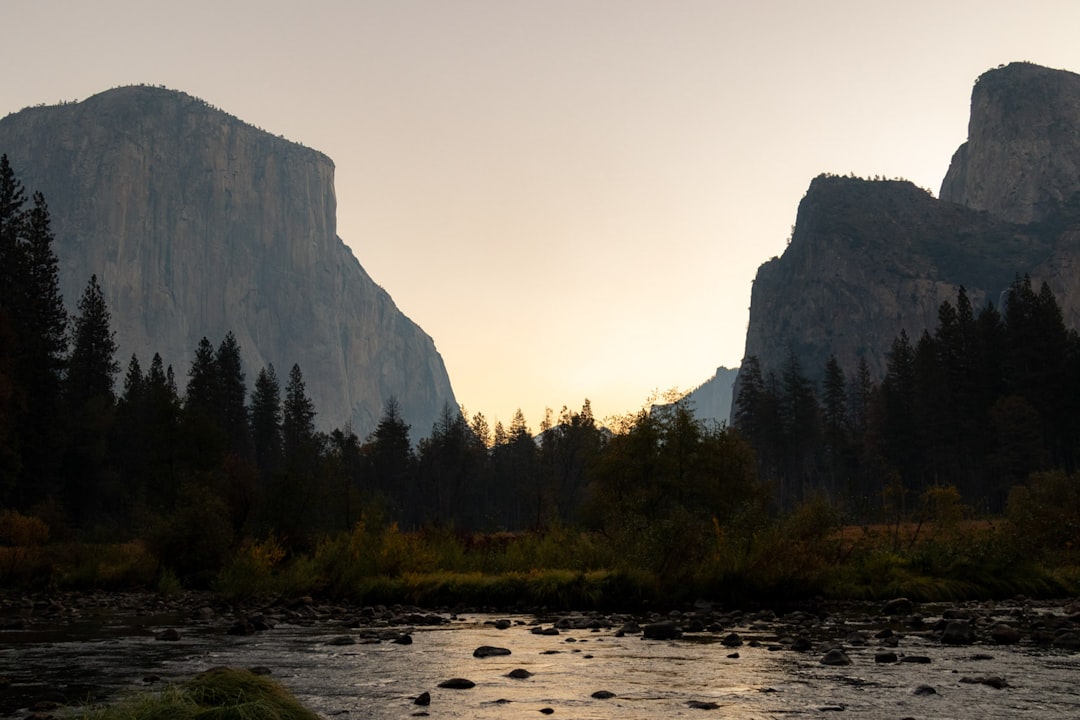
[680,366,739,427]
[741,62,1080,386]
[0,86,456,437]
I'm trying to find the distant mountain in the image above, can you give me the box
[681,366,738,427]
[0,86,457,437]
[740,62,1080,386]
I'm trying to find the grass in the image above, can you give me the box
[83,667,319,720]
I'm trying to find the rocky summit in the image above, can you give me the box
[741,61,1080,384]
[0,86,456,437]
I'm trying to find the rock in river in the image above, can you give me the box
[820,649,852,666]
[438,678,476,689]
[473,646,511,658]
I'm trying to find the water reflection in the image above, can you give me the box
[3,612,1080,718]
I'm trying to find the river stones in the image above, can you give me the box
[687,700,720,710]
[1053,631,1080,650]
[507,668,533,679]
[790,636,813,652]
[473,645,511,658]
[913,684,937,695]
[820,648,852,666]
[900,655,932,663]
[642,621,681,640]
[881,597,914,616]
[960,676,1009,689]
[155,628,181,641]
[414,691,431,705]
[991,623,1022,644]
[437,678,475,689]
[940,621,975,645]
[720,632,743,647]
[874,651,898,663]
[591,690,615,699]
[326,635,356,646]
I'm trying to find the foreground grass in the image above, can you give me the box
[84,667,319,720]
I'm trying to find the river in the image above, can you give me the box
[3,598,1080,718]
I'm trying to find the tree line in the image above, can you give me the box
[0,155,767,585]
[735,279,1080,516]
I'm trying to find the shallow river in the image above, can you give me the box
[3,605,1080,718]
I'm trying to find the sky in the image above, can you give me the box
[5,0,1080,431]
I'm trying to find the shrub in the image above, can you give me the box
[83,666,320,720]
[0,509,50,583]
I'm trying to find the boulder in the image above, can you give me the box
[1053,631,1080,650]
[437,678,475,689]
[881,598,914,616]
[940,621,975,645]
[820,649,852,666]
[990,623,1022,645]
[642,621,682,640]
[473,646,511,658]
[720,632,743,647]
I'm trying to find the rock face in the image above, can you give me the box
[0,86,456,437]
[941,62,1080,225]
[682,366,738,426]
[740,62,1080,386]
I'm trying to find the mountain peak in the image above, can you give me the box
[0,88,454,436]
[941,62,1080,224]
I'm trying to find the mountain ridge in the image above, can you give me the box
[740,62,1080,388]
[0,84,457,438]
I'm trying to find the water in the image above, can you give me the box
[3,606,1080,718]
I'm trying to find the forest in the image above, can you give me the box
[2,154,1079,607]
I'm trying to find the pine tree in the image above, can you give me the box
[365,396,413,517]
[0,162,68,509]
[181,337,226,470]
[282,363,317,465]
[250,364,283,482]
[65,275,119,409]
[821,355,850,498]
[63,275,120,526]
[215,332,250,458]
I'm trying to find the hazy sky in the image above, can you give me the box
[5,1,1080,431]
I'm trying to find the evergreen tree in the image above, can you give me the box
[415,403,475,527]
[881,330,918,504]
[215,332,250,459]
[65,275,119,408]
[365,396,413,519]
[778,350,820,506]
[181,337,226,470]
[264,364,323,546]
[538,400,603,525]
[142,354,181,510]
[490,408,539,529]
[0,163,68,509]
[327,426,364,530]
[282,363,317,465]
[821,355,850,499]
[63,275,120,526]
[249,364,283,483]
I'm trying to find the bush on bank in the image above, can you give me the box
[82,667,320,720]
[3,475,1079,607]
